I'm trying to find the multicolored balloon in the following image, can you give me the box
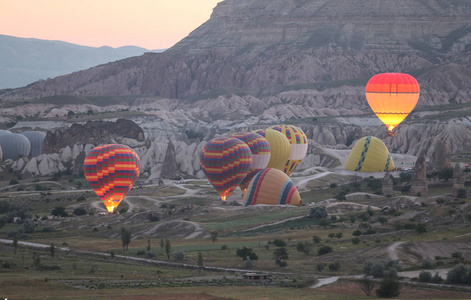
[200,137,252,201]
[243,168,302,206]
[365,73,420,136]
[268,125,308,176]
[254,129,290,171]
[230,132,271,192]
[84,144,140,213]
[344,136,395,172]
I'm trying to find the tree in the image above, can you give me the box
[164,239,171,259]
[376,277,401,298]
[438,167,453,182]
[312,235,321,244]
[446,264,471,285]
[329,262,341,271]
[358,277,376,296]
[210,231,218,244]
[147,238,151,251]
[371,263,384,278]
[197,251,204,274]
[273,247,289,267]
[120,227,131,251]
[296,242,312,255]
[236,246,258,261]
[13,236,18,254]
[272,239,286,247]
[335,232,343,239]
[160,238,164,253]
[50,242,55,258]
[51,206,68,217]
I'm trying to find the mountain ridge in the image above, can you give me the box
[0,34,164,89]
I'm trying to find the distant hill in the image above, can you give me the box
[0,34,164,89]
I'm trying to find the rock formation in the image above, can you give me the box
[452,163,465,197]
[160,140,178,179]
[409,152,428,197]
[42,119,145,154]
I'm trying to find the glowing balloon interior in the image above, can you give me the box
[84,144,140,213]
[365,73,420,136]
[200,137,252,201]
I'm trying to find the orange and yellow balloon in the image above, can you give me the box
[84,144,140,214]
[365,73,420,136]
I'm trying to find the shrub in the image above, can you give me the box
[318,246,333,256]
[418,271,432,282]
[421,259,433,269]
[352,230,362,236]
[146,251,156,258]
[173,251,185,261]
[352,237,361,245]
[312,235,321,244]
[316,263,326,271]
[328,262,341,271]
[73,207,87,216]
[309,206,328,220]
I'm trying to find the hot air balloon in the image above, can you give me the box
[200,137,252,201]
[0,133,31,161]
[22,131,46,157]
[268,125,308,176]
[253,129,290,171]
[365,73,420,136]
[83,144,140,214]
[230,132,271,192]
[345,136,395,172]
[243,168,302,206]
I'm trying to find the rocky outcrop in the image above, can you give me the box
[42,119,145,154]
[160,140,178,179]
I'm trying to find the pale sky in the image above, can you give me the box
[0,0,222,50]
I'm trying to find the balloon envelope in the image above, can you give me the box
[0,133,31,161]
[243,168,302,206]
[345,136,395,172]
[254,129,290,171]
[22,131,46,157]
[200,137,252,201]
[365,73,420,135]
[230,132,271,192]
[267,125,308,176]
[84,144,140,213]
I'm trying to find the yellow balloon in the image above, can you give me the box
[345,136,395,172]
[267,125,308,176]
[253,129,290,171]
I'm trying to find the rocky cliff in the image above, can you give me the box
[1,0,471,106]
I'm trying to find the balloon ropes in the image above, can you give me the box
[365,73,420,136]
[267,125,308,176]
[345,136,395,172]
[200,137,252,201]
[84,144,140,214]
[230,132,271,192]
